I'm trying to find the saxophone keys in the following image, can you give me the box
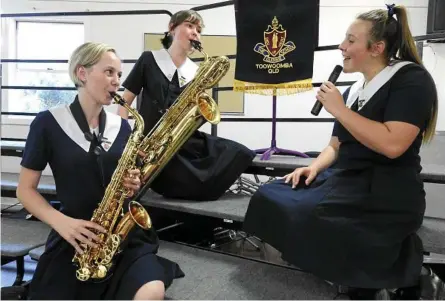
[109,201,118,210]
[106,210,115,219]
[76,267,91,282]
[144,151,155,164]
[98,233,106,242]
[101,220,110,229]
[96,265,108,279]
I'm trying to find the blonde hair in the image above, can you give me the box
[69,42,117,87]
[358,6,438,143]
[357,6,422,65]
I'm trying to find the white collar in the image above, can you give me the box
[346,61,413,110]
[152,48,198,87]
[50,105,122,152]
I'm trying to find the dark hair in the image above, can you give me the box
[357,5,438,143]
[160,10,204,49]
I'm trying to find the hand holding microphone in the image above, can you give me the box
[311,65,343,116]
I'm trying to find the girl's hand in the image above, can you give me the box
[316,81,347,117]
[53,215,106,254]
[123,169,141,197]
[283,166,318,189]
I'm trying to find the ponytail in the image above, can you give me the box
[422,75,438,144]
[160,32,173,49]
[358,5,438,143]
[393,6,422,65]
[394,6,437,143]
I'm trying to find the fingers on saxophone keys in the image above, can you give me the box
[75,232,97,248]
[127,169,141,180]
[80,227,102,245]
[71,240,84,254]
[124,177,141,188]
[84,221,107,234]
[138,150,147,158]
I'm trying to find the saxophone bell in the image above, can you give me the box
[197,93,220,125]
[114,201,152,241]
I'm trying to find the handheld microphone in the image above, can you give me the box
[311,65,343,116]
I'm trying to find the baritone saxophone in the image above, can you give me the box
[72,94,152,282]
[136,40,230,188]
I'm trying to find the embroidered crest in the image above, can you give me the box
[254,16,296,64]
[101,137,112,151]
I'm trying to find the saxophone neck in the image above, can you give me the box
[128,106,145,136]
[110,92,145,137]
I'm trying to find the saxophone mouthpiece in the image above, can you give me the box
[109,91,126,106]
[190,40,202,52]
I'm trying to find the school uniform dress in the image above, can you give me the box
[243,61,436,289]
[122,49,255,201]
[22,97,184,300]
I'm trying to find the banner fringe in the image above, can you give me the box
[233,78,313,96]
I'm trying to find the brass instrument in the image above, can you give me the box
[138,40,230,186]
[72,94,152,282]
[72,40,229,282]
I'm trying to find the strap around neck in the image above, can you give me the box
[69,95,106,141]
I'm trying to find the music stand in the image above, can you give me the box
[255,89,310,160]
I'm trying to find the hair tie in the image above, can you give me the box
[386,3,395,18]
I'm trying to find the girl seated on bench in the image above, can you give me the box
[117,10,255,201]
[17,42,184,300]
[244,4,440,299]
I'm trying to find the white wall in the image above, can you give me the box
[1,0,444,175]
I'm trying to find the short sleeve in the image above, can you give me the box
[21,112,50,171]
[332,120,340,137]
[384,65,435,129]
[332,87,351,137]
[122,51,151,95]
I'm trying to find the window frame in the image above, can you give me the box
[2,19,84,127]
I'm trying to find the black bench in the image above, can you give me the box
[246,155,445,184]
[1,174,56,286]
[2,151,445,256]
[139,190,445,256]
[0,140,25,158]
[0,218,50,285]
[1,172,56,200]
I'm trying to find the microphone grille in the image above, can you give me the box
[334,65,343,72]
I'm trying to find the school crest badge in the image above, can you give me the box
[254,16,296,64]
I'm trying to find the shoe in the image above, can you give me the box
[394,285,420,300]
[419,265,444,299]
[339,288,392,300]
[0,285,28,300]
